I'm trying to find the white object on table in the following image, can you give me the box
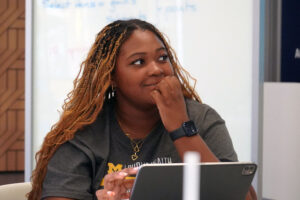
[183,151,201,200]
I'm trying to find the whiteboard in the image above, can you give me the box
[31,0,255,170]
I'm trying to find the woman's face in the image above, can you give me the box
[113,29,174,109]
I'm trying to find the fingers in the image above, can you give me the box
[100,167,139,200]
[151,89,163,109]
[103,167,138,190]
[104,171,128,191]
[152,76,183,103]
[151,76,173,107]
[120,190,131,199]
[151,76,185,110]
[150,76,189,132]
[96,189,115,200]
[122,167,139,176]
[155,77,173,99]
[96,185,133,200]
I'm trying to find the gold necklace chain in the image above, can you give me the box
[126,134,145,161]
[117,118,146,161]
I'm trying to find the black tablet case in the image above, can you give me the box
[130,162,257,200]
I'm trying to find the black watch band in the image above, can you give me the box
[169,120,198,141]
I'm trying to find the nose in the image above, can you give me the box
[148,61,163,76]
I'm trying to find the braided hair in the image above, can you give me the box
[27,19,201,199]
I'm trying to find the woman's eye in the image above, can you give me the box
[131,59,144,65]
[158,55,168,62]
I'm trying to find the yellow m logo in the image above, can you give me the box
[100,163,124,186]
[107,163,123,173]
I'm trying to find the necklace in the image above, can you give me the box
[126,134,145,161]
[117,118,146,161]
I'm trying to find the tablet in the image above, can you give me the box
[130,162,257,200]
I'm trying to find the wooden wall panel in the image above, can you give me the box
[0,0,25,172]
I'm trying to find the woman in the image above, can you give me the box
[28,19,254,200]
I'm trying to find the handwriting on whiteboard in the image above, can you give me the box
[41,0,197,13]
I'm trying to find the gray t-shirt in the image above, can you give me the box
[41,99,237,200]
[103,110,181,187]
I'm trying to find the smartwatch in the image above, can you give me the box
[169,120,198,141]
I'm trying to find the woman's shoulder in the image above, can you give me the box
[68,101,112,159]
[186,98,210,110]
[185,98,225,132]
[185,98,220,118]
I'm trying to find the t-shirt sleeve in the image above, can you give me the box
[198,106,238,162]
[187,100,238,162]
[41,141,94,200]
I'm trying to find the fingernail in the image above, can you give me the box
[119,172,128,176]
[107,191,115,196]
[133,167,139,171]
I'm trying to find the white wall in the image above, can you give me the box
[263,82,300,200]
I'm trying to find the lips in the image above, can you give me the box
[144,83,159,87]
[143,79,162,87]
[142,83,159,92]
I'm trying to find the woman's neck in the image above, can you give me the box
[115,101,160,139]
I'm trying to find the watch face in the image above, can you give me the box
[182,121,198,136]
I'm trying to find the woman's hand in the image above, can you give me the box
[151,76,189,132]
[96,167,138,200]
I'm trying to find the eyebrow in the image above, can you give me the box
[126,47,167,59]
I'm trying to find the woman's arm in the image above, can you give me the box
[41,142,94,200]
[150,76,222,162]
[151,76,257,200]
[246,186,257,200]
[173,135,219,162]
[173,132,257,200]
